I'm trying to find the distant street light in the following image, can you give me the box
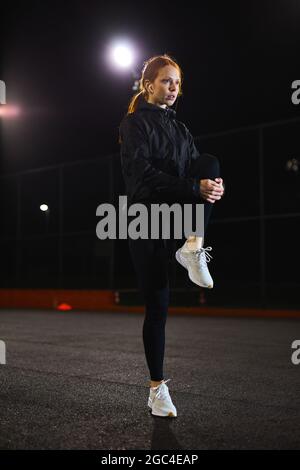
[0,104,21,118]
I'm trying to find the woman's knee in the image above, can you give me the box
[201,153,220,177]
[190,153,221,179]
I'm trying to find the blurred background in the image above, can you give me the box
[1,0,300,309]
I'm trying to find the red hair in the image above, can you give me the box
[118,54,183,144]
[127,53,183,114]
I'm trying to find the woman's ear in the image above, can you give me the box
[147,82,154,94]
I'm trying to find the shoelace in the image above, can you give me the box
[193,246,213,267]
[152,379,171,400]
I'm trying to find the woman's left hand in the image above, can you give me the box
[214,178,225,197]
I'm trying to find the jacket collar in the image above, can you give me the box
[136,96,177,120]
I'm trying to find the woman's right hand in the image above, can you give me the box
[199,178,224,203]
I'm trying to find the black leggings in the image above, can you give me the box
[128,154,221,381]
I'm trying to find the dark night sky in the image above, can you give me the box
[1,0,300,175]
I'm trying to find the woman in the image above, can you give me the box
[118,54,225,418]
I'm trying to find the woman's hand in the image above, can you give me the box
[199,177,225,203]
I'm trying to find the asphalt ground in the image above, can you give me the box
[0,309,299,450]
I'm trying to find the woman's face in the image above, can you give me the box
[146,65,181,108]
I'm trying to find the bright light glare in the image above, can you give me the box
[40,204,49,212]
[0,105,21,118]
[112,45,133,67]
[109,41,135,69]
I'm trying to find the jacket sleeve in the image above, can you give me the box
[187,127,201,162]
[119,115,201,202]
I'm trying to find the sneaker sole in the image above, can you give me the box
[151,410,177,418]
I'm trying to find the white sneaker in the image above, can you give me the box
[147,379,177,418]
[175,243,214,288]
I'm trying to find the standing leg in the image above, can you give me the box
[128,237,169,384]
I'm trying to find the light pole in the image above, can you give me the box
[40,204,50,234]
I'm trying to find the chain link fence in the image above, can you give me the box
[1,117,299,308]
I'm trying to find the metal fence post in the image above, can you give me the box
[259,126,267,307]
[58,165,64,288]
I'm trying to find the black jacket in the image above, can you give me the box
[119,96,205,206]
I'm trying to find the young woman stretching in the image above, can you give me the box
[119,54,225,418]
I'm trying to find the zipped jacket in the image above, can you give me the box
[119,96,207,206]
